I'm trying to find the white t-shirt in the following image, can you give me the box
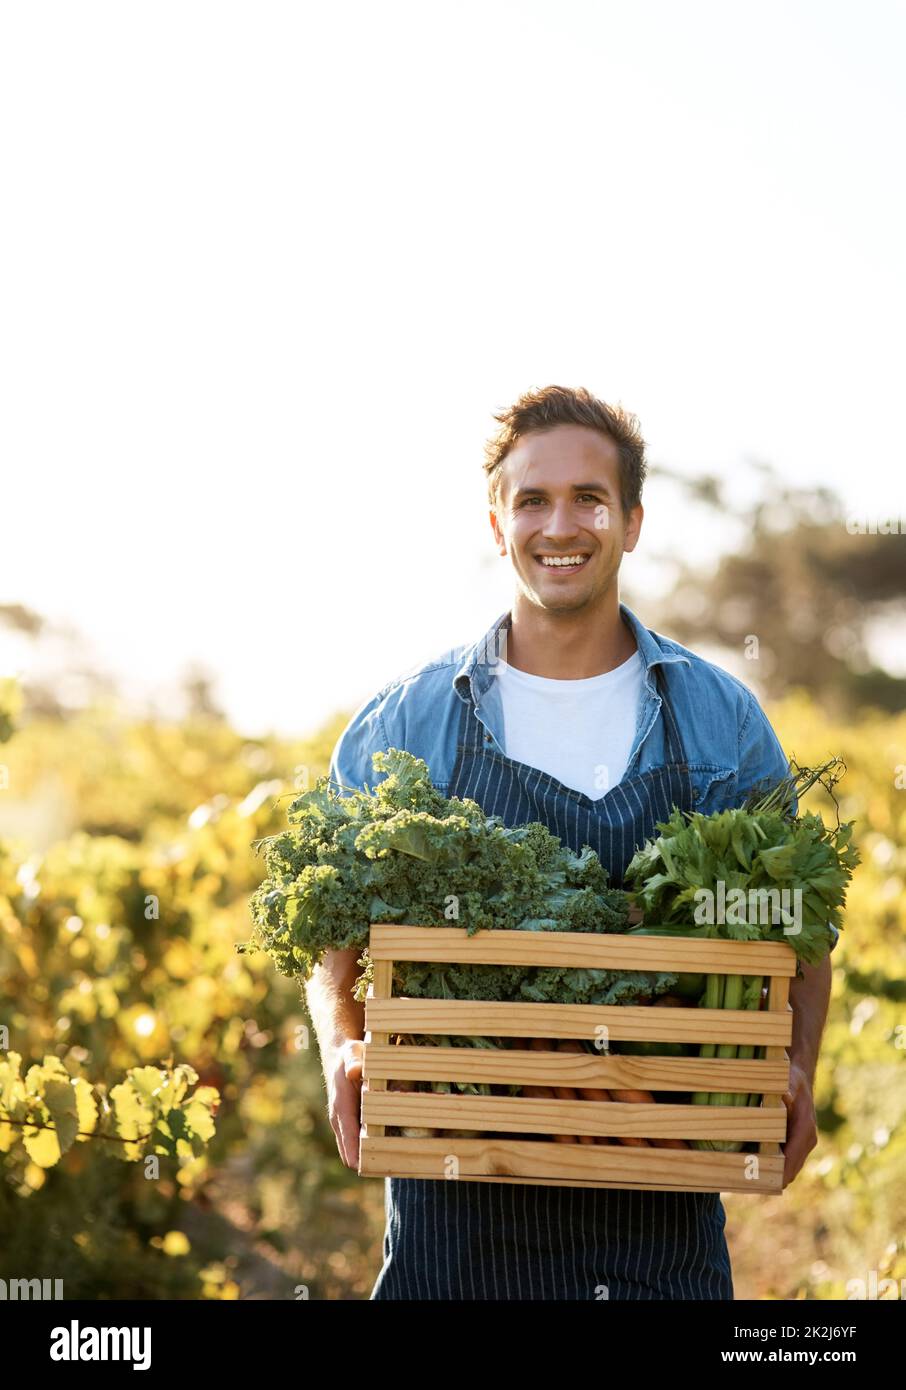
[493,649,644,800]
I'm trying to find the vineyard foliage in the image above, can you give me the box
[0,680,903,1299]
[1,678,220,1175]
[0,693,384,1298]
[722,692,906,1298]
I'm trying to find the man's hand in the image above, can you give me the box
[781,1061,818,1188]
[327,1039,365,1170]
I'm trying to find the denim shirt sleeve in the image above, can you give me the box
[736,691,792,805]
[328,689,391,795]
[735,691,840,956]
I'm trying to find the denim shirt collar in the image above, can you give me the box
[453,601,690,707]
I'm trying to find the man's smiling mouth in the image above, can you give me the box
[535,553,591,570]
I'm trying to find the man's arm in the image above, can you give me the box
[782,956,832,1187]
[307,695,389,1169]
[789,956,832,1088]
[306,948,366,1170]
[735,688,837,1185]
[307,949,366,1056]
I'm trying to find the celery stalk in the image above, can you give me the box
[692,973,764,1149]
[691,972,724,1106]
[694,972,745,1151]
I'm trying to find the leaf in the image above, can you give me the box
[127,1067,167,1103]
[42,1077,79,1157]
[72,1078,98,1138]
[23,1124,62,1168]
[759,844,798,880]
[109,1079,154,1148]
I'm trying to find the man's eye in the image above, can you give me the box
[519,495,602,507]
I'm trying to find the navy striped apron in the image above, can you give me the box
[370,661,734,1300]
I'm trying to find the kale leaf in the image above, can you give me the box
[245,747,676,1004]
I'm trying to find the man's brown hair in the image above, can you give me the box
[483,384,647,516]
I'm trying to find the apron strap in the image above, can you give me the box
[652,661,689,769]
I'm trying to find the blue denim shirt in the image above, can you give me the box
[329,601,838,949]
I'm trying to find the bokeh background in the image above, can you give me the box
[2,0,904,1299]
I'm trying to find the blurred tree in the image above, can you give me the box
[647,463,906,714]
[0,603,45,637]
[181,664,226,722]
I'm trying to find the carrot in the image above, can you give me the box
[547,1045,647,1145]
[521,1083,574,1143]
[634,1007,692,1147]
[524,1037,591,1143]
[556,1039,615,1106]
[552,1040,650,1146]
[530,1038,582,1141]
[606,1083,690,1149]
[556,1037,603,1088]
[551,1083,596,1143]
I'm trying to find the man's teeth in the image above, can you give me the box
[540,555,588,567]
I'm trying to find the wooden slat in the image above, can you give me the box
[360,958,393,1140]
[364,1044,790,1094]
[359,1136,785,1192]
[368,924,797,975]
[365,998,792,1046]
[363,1090,788,1140]
[444,1167,784,1192]
[760,982,792,1161]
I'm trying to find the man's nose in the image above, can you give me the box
[543,500,580,538]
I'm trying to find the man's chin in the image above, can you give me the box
[526,585,596,613]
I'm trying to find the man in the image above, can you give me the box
[306,384,836,1300]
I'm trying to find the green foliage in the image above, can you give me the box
[721,694,906,1298]
[1,705,384,1299]
[246,747,677,1007]
[0,700,224,1181]
[624,768,860,966]
[625,756,862,1153]
[0,1053,218,1167]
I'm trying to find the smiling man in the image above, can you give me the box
[308,384,836,1301]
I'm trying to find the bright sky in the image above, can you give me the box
[3,0,904,737]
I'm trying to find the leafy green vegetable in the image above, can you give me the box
[244,747,676,1007]
[625,757,859,963]
[624,757,861,1150]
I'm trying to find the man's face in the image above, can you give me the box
[490,424,642,613]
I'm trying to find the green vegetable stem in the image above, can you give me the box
[691,972,763,1151]
[624,756,860,1155]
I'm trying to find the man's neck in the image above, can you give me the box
[503,590,638,679]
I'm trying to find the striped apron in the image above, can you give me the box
[370,662,734,1300]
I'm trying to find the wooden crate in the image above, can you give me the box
[359,923,795,1194]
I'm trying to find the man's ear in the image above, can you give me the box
[622,503,644,554]
[490,507,507,555]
